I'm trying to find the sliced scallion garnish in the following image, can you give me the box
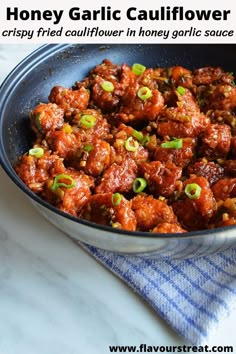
[132,130,149,146]
[101,81,114,92]
[132,130,144,142]
[132,63,146,76]
[133,178,147,193]
[51,174,75,191]
[29,147,44,158]
[83,144,93,152]
[137,87,152,101]
[184,183,201,200]
[141,135,150,146]
[161,139,183,149]
[80,115,96,128]
[176,86,185,96]
[35,113,42,132]
[125,137,139,152]
[111,193,122,206]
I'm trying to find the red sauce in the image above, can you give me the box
[15,60,236,233]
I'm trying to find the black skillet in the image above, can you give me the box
[0,44,236,257]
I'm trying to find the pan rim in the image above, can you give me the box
[0,43,235,240]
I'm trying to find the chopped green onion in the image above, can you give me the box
[138,87,152,100]
[29,147,44,158]
[161,139,183,149]
[83,144,93,152]
[132,63,146,76]
[133,178,147,193]
[141,135,150,146]
[125,137,139,152]
[111,193,122,206]
[35,113,42,132]
[184,183,201,200]
[132,130,144,142]
[80,115,96,128]
[132,130,149,146]
[51,174,75,191]
[101,81,114,92]
[176,86,185,96]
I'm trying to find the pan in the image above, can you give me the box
[0,43,236,257]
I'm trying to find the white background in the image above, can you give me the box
[0,0,235,43]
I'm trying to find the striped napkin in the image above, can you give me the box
[81,244,236,345]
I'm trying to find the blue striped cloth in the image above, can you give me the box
[81,244,236,344]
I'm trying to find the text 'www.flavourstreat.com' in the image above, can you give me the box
[108,344,233,353]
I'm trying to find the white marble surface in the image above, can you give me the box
[0,44,235,354]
